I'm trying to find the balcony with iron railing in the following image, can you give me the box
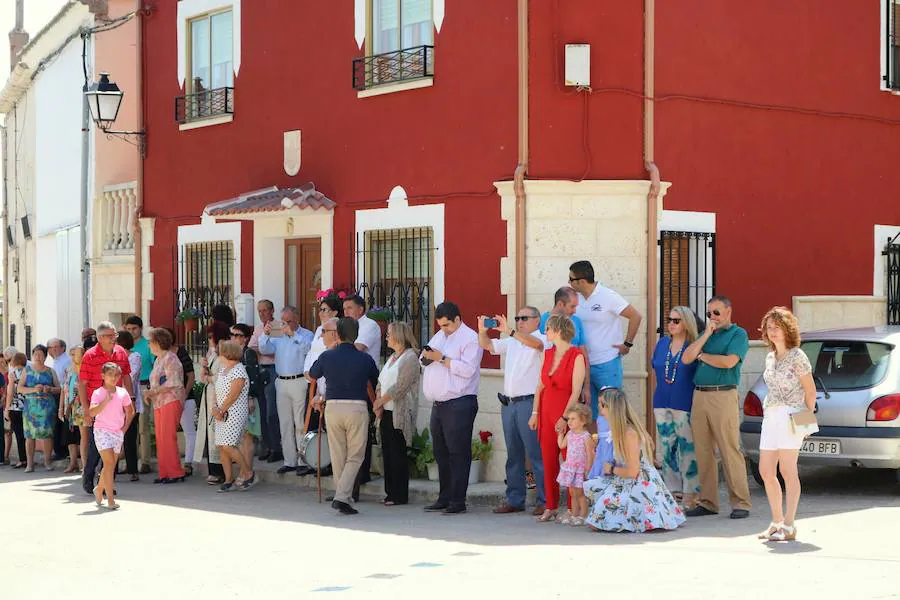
[353,45,434,91]
[175,81,234,124]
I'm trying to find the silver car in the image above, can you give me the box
[741,326,900,485]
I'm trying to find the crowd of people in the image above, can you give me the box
[0,260,816,541]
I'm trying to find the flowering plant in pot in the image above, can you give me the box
[176,308,203,332]
[469,430,493,484]
[315,288,351,303]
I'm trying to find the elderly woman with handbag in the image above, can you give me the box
[757,307,817,542]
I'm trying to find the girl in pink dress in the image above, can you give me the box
[557,403,595,526]
[89,363,135,510]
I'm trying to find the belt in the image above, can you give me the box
[696,385,737,392]
[277,373,304,380]
[139,380,150,385]
[498,393,534,406]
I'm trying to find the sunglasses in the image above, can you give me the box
[568,277,584,283]
[514,316,537,322]
[318,307,333,313]
[667,317,682,324]
[707,309,722,318]
[323,328,337,333]
[230,332,246,338]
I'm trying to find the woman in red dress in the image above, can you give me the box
[529,314,586,522]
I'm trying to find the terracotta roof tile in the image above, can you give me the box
[204,182,336,216]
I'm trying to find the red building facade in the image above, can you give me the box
[141,0,900,350]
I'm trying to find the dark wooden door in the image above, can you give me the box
[285,238,322,333]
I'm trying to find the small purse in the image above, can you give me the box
[789,409,819,437]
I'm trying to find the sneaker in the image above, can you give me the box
[217,482,235,493]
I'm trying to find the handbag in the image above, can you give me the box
[789,409,819,437]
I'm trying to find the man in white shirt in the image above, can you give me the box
[568,260,643,418]
[342,295,383,496]
[477,307,547,516]
[249,299,281,463]
[421,302,484,515]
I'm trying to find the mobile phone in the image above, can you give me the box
[421,345,435,366]
[484,318,498,328]
[270,320,285,337]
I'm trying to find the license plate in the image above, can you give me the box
[801,439,841,455]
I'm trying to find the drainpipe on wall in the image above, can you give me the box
[80,32,92,329]
[514,0,529,307]
[644,0,660,434]
[1,125,8,345]
[134,2,144,316]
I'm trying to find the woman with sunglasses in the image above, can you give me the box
[650,307,701,508]
[196,321,232,485]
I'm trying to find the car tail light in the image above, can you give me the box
[867,395,900,421]
[743,391,763,417]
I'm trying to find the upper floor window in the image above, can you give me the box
[177,9,235,124]
[884,0,899,91]
[372,0,433,54]
[354,0,435,91]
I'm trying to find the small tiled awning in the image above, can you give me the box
[203,182,335,217]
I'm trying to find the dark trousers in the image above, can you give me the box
[82,427,101,492]
[260,366,280,454]
[52,395,67,458]
[123,415,139,474]
[8,410,26,463]
[430,395,478,509]
[379,410,409,504]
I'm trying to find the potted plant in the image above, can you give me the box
[315,287,351,303]
[176,307,203,332]
[470,430,493,484]
[366,306,392,340]
[408,428,437,480]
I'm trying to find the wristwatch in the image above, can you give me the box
[509,329,516,337]
[623,341,634,348]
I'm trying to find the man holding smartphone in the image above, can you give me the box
[421,302,483,515]
[259,306,313,475]
[477,308,548,516]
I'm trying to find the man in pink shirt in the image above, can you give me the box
[420,302,484,515]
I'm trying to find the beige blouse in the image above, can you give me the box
[376,349,421,442]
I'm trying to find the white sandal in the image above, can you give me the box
[769,523,797,542]
[757,522,782,539]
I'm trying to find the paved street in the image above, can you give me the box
[3,465,900,599]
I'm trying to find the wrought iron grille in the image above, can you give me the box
[173,241,236,358]
[353,227,435,355]
[352,45,434,91]
[175,85,234,124]
[659,231,716,333]
[24,325,32,357]
[885,240,900,325]
[8,324,13,349]
[887,0,900,90]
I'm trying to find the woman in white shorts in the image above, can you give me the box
[758,307,816,542]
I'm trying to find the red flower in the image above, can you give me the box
[642,481,650,487]
[603,499,610,505]
[479,431,492,444]
[338,291,347,299]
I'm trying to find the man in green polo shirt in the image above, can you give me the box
[682,295,752,519]
[125,315,156,474]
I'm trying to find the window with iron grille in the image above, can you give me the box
[354,227,435,353]
[9,323,15,348]
[353,0,435,90]
[885,240,900,325]
[24,325,32,356]
[176,9,235,123]
[659,231,716,333]
[886,0,899,90]
[174,241,235,358]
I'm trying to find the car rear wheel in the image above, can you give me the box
[746,457,784,489]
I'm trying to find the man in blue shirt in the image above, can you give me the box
[259,306,314,475]
[539,286,590,404]
[310,318,379,515]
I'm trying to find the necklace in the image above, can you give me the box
[664,341,685,384]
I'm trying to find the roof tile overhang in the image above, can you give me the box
[203,182,335,218]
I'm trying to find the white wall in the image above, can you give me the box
[34,39,84,236]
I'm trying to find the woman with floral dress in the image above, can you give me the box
[59,346,87,473]
[583,388,685,532]
[650,306,701,507]
[19,345,61,472]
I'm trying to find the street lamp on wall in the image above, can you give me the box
[85,71,146,157]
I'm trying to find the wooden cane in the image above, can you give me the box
[317,396,323,504]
